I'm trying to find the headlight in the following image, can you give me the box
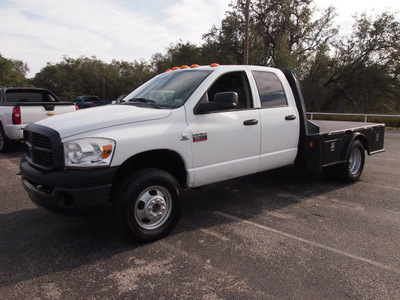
[64,138,115,168]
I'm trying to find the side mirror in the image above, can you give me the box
[196,92,238,114]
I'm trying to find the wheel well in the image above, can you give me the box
[352,134,369,154]
[111,149,187,197]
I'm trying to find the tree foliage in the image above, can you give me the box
[0,54,30,86]
[202,0,338,74]
[151,41,206,74]
[32,56,153,101]
[303,11,400,113]
[2,1,400,114]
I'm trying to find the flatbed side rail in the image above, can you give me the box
[308,112,400,123]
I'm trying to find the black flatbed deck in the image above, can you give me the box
[303,120,385,170]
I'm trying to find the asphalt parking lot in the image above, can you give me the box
[1,130,399,299]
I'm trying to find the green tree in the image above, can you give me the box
[202,12,245,65]
[317,11,400,113]
[151,41,205,74]
[202,0,338,75]
[0,54,30,86]
[33,56,154,101]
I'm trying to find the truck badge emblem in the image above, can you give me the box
[193,132,207,142]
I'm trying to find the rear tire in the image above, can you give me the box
[335,140,365,183]
[0,124,16,153]
[113,168,182,242]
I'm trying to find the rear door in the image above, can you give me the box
[251,70,300,170]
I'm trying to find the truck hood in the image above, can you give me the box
[36,105,172,138]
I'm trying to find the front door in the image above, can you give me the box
[186,71,261,187]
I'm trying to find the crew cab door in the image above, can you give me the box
[251,70,300,170]
[186,71,261,187]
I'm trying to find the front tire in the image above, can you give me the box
[113,169,182,242]
[335,140,365,183]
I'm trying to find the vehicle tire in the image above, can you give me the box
[335,140,365,183]
[113,168,182,242]
[0,124,16,153]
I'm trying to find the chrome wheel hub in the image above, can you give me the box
[134,186,172,230]
[349,148,362,175]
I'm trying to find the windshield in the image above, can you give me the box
[123,69,213,108]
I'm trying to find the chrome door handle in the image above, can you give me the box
[285,115,296,121]
[243,119,259,126]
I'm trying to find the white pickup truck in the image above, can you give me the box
[0,87,78,152]
[20,65,385,241]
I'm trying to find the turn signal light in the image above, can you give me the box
[102,145,113,159]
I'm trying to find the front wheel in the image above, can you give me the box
[113,169,182,242]
[335,140,365,183]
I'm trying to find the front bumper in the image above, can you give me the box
[20,157,118,215]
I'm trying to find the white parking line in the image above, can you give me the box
[213,211,399,274]
[358,181,400,192]
[374,157,400,162]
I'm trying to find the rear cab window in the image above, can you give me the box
[5,90,56,103]
[252,71,288,108]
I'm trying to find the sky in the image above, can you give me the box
[1,0,399,78]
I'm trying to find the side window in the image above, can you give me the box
[206,71,253,109]
[252,71,288,108]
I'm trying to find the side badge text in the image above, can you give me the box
[193,132,207,143]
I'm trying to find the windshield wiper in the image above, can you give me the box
[125,98,161,109]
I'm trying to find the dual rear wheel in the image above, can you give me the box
[323,140,365,183]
